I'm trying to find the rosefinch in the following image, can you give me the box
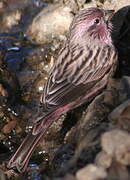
[8,7,117,172]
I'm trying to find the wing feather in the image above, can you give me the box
[41,43,116,112]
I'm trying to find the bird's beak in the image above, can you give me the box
[104,10,115,21]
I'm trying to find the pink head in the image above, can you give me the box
[69,7,113,46]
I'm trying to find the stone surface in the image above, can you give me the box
[27,4,73,44]
[76,164,107,180]
[101,129,130,165]
[104,0,130,11]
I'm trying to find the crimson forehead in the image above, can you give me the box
[70,8,105,32]
[76,8,104,21]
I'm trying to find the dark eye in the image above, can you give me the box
[94,18,100,24]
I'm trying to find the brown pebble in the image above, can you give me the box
[3,120,17,134]
[0,84,8,97]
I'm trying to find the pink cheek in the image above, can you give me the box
[97,24,106,35]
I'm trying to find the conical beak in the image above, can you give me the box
[104,10,115,21]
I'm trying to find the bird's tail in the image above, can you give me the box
[7,132,44,172]
[7,105,70,172]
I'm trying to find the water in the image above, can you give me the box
[27,163,42,180]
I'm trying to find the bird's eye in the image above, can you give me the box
[94,18,100,24]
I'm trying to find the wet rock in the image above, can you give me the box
[0,84,8,97]
[5,51,24,72]
[2,9,21,30]
[0,1,130,179]
[5,169,19,180]
[19,43,61,103]
[2,120,17,134]
[51,144,74,173]
[26,163,42,180]
[0,4,22,33]
[76,164,107,180]
[27,4,74,44]
[0,0,46,33]
[18,72,47,102]
[24,46,54,72]
[16,69,40,89]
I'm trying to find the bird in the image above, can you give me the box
[7,7,118,172]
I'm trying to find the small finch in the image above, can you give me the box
[8,7,117,172]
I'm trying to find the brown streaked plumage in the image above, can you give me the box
[7,7,118,172]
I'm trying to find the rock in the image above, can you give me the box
[0,84,8,97]
[56,79,120,176]
[2,9,21,30]
[63,174,76,180]
[109,99,130,130]
[5,169,19,180]
[83,1,100,9]
[73,79,120,145]
[107,161,129,180]
[63,0,86,12]
[76,164,107,180]
[0,169,6,180]
[101,129,130,165]
[95,151,112,169]
[24,46,55,72]
[104,0,130,11]
[109,100,130,121]
[0,133,6,141]
[110,6,130,77]
[2,120,17,134]
[27,4,73,44]
[0,0,46,33]
[111,6,130,42]
[1,1,130,179]
[121,76,130,99]
[16,69,40,89]
[0,1,5,10]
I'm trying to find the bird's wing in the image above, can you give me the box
[41,44,116,111]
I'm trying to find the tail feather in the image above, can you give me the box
[7,108,66,172]
[7,132,44,172]
[7,109,63,172]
